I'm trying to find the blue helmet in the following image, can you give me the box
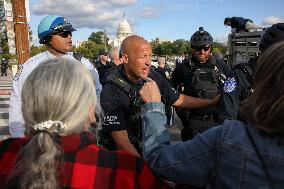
[38,15,76,44]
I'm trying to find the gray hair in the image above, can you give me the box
[109,46,120,61]
[11,58,97,189]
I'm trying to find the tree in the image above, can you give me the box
[0,32,15,60]
[172,39,190,55]
[151,39,191,57]
[212,42,227,56]
[88,31,109,45]
[74,41,105,60]
[30,45,47,57]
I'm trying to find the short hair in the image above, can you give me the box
[120,35,149,55]
[240,41,284,138]
[158,57,166,66]
[224,17,231,25]
[109,46,120,61]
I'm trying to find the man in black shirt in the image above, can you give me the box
[100,35,220,156]
[155,57,170,80]
[95,48,116,84]
[171,27,230,141]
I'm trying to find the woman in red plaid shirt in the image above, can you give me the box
[0,58,167,189]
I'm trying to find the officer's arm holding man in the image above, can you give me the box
[100,35,220,157]
[9,15,101,138]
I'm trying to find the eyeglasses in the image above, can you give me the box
[54,31,72,38]
[192,46,211,52]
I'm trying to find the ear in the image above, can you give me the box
[122,54,128,64]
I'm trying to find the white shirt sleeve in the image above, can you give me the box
[9,52,49,137]
[80,57,102,98]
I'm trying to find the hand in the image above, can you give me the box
[139,80,161,103]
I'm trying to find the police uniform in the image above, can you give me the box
[95,59,116,84]
[218,60,255,122]
[171,56,230,141]
[1,59,8,76]
[100,64,179,154]
[9,51,102,138]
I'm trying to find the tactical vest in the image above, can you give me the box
[191,59,224,99]
[102,68,145,151]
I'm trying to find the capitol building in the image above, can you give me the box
[108,15,132,48]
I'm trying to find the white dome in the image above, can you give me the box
[118,18,132,34]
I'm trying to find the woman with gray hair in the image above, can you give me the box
[0,58,167,189]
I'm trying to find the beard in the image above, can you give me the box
[195,53,210,63]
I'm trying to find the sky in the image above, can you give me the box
[27,0,284,45]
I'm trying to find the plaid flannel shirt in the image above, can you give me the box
[0,132,168,189]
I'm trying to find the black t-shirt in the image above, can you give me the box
[100,65,180,149]
[155,67,168,79]
[95,60,116,84]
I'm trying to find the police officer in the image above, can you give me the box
[171,27,230,141]
[1,58,8,76]
[155,57,170,80]
[218,23,284,122]
[9,15,102,138]
[100,35,220,157]
[109,46,123,65]
[95,48,116,84]
[224,17,262,33]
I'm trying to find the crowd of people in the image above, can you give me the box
[0,14,283,188]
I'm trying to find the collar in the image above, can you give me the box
[24,132,95,153]
[119,64,145,86]
[58,132,95,153]
[46,51,71,59]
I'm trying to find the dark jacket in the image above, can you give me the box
[230,17,252,31]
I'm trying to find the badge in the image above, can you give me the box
[223,77,236,93]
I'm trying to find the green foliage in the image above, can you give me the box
[212,42,228,55]
[151,39,190,56]
[151,39,227,57]
[74,41,105,60]
[0,35,16,61]
[29,27,33,43]
[30,45,47,57]
[88,31,109,45]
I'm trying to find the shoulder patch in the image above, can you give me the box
[223,77,237,93]
[13,65,24,81]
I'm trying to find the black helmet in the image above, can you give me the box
[190,27,213,47]
[259,23,284,53]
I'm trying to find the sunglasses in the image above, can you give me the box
[54,31,72,38]
[193,46,211,52]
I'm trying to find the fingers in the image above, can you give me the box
[139,80,161,103]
